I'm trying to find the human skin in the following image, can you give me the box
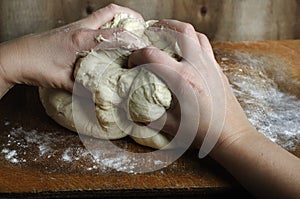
[0,4,299,198]
[128,19,300,199]
[0,4,143,99]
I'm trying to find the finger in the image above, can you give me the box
[128,47,186,94]
[128,47,181,134]
[71,81,93,98]
[128,46,178,68]
[196,32,215,60]
[60,80,92,99]
[147,66,201,148]
[154,19,199,42]
[150,20,201,64]
[148,98,180,136]
[62,79,74,93]
[129,47,201,147]
[77,4,144,29]
[128,46,200,94]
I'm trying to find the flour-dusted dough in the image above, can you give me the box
[39,14,181,149]
[39,87,127,139]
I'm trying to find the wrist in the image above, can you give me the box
[0,38,28,86]
[0,79,13,99]
[0,46,14,99]
[209,124,258,160]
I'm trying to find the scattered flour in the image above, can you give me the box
[2,149,19,163]
[1,53,299,173]
[0,125,168,174]
[61,148,73,162]
[0,126,103,172]
[221,52,300,151]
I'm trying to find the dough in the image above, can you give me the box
[39,87,127,140]
[39,14,180,149]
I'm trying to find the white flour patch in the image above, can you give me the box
[61,148,72,162]
[2,54,299,174]
[0,125,147,174]
[2,149,18,163]
[222,52,300,151]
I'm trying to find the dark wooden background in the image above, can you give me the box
[0,39,299,198]
[0,0,299,42]
[0,1,299,198]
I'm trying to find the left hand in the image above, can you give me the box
[0,4,143,96]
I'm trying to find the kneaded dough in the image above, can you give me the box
[39,14,181,149]
[39,87,127,140]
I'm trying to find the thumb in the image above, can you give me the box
[128,47,182,90]
[128,46,177,68]
[147,97,181,136]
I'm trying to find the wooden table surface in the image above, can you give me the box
[0,40,299,198]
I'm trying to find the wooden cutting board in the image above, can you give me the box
[0,40,299,198]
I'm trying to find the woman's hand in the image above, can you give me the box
[128,19,254,152]
[129,20,300,199]
[0,4,143,98]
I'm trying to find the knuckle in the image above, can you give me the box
[177,67,203,92]
[181,23,195,35]
[71,29,88,48]
[178,67,194,82]
[198,33,210,45]
[106,3,119,11]
[87,4,119,22]
[89,11,101,22]
[198,33,208,40]
[141,47,157,58]
[134,12,143,20]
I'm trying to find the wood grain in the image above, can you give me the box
[0,0,83,41]
[0,40,299,198]
[1,0,299,42]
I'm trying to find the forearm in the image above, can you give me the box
[210,129,300,199]
[0,34,49,98]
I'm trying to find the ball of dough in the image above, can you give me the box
[39,14,181,149]
[39,87,127,140]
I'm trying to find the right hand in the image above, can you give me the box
[129,20,300,199]
[128,19,256,155]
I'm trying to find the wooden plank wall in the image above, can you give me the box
[0,0,299,42]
